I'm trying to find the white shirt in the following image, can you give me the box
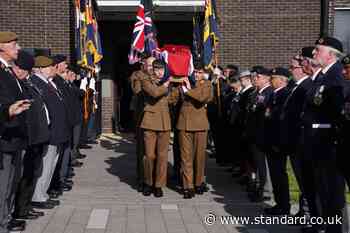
[322,61,337,74]
[48,78,57,90]
[0,56,23,92]
[0,56,10,67]
[258,85,270,94]
[311,68,322,81]
[274,86,285,93]
[35,72,49,84]
[241,85,253,93]
[296,76,309,85]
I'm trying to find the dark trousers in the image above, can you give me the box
[267,151,290,211]
[71,122,82,162]
[0,152,21,233]
[14,144,44,216]
[49,143,67,190]
[290,151,309,214]
[251,144,267,189]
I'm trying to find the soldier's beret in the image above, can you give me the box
[51,54,67,65]
[15,50,35,71]
[316,37,343,53]
[34,56,53,68]
[271,67,291,79]
[342,55,350,66]
[251,66,271,76]
[0,31,18,43]
[301,46,315,59]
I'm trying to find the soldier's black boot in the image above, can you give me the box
[154,188,163,198]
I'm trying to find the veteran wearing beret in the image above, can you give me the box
[0,31,32,232]
[30,55,70,210]
[11,50,50,221]
[263,67,290,215]
[301,37,346,233]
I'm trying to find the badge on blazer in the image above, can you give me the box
[265,108,271,118]
[257,94,265,103]
[313,85,325,106]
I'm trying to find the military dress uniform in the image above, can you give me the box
[177,79,213,197]
[140,75,172,195]
[129,70,146,189]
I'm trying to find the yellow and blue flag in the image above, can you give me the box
[203,0,220,69]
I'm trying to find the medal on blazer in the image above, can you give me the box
[313,85,325,106]
[265,108,271,118]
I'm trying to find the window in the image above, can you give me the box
[334,9,350,54]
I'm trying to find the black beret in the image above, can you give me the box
[316,37,343,53]
[15,50,35,71]
[51,54,67,65]
[271,67,291,79]
[342,55,350,66]
[226,64,239,71]
[251,66,271,76]
[301,46,315,59]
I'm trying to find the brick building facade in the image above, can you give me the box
[0,0,349,133]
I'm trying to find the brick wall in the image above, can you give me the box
[216,0,321,69]
[0,0,73,59]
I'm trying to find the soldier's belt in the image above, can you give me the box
[312,124,332,129]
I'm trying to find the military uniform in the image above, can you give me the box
[129,70,146,187]
[176,79,213,191]
[140,75,172,189]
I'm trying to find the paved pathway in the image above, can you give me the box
[18,133,303,233]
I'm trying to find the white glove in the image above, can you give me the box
[80,77,88,91]
[89,78,96,91]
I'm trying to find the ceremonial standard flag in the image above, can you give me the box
[129,0,159,64]
[203,0,220,69]
[192,12,202,63]
[75,0,103,70]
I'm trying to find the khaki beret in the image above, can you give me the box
[34,56,53,68]
[0,31,18,43]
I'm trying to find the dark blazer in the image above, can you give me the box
[30,74,70,145]
[265,87,289,150]
[0,63,27,152]
[279,78,312,153]
[68,82,84,126]
[21,78,50,146]
[53,75,76,128]
[245,85,274,148]
[237,86,255,130]
[301,62,344,158]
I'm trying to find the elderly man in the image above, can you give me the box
[264,67,290,215]
[245,66,273,202]
[301,37,345,233]
[31,56,70,209]
[0,31,30,233]
[11,50,49,220]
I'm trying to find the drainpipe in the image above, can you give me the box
[320,0,329,37]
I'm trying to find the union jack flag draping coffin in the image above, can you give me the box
[128,0,160,64]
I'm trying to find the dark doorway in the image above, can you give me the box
[99,20,193,132]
